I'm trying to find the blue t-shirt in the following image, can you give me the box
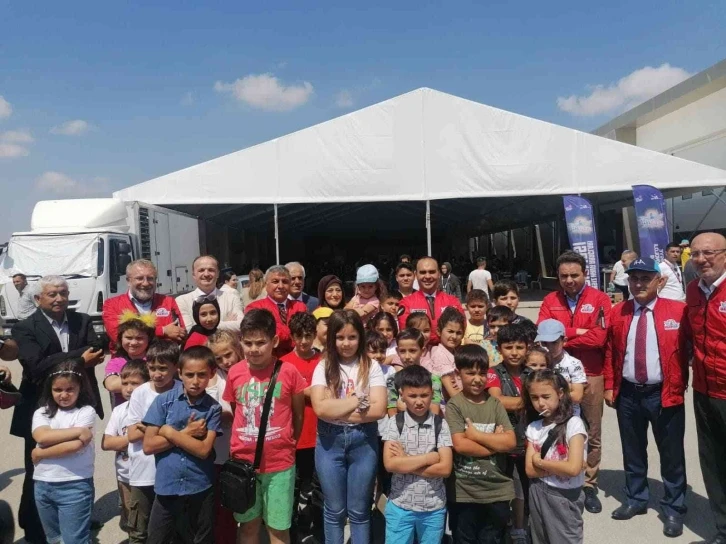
[143,381,222,496]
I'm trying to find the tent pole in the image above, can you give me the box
[274,204,280,264]
[535,224,546,278]
[426,200,432,255]
[622,206,634,251]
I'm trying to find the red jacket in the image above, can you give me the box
[683,279,726,399]
[245,297,307,357]
[102,293,185,354]
[397,291,465,345]
[537,285,611,376]
[603,297,688,408]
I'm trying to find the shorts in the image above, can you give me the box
[234,466,296,530]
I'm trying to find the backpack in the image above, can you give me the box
[493,365,526,454]
[395,411,443,451]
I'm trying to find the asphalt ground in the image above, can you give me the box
[0,303,716,543]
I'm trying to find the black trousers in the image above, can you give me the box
[616,381,687,518]
[19,438,45,542]
[448,501,511,544]
[146,487,214,544]
[694,392,726,537]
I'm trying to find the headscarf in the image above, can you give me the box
[317,274,345,309]
[190,297,221,337]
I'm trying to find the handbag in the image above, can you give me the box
[218,360,282,514]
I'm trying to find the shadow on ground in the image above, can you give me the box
[598,468,714,540]
[0,470,24,494]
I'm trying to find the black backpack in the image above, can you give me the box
[395,411,443,451]
[493,364,526,454]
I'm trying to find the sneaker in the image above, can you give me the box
[511,528,529,544]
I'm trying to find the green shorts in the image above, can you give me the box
[233,466,296,530]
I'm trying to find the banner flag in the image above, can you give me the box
[632,185,669,263]
[563,195,600,289]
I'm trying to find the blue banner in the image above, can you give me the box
[563,195,600,289]
[632,185,669,263]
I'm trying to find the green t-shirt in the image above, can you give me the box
[387,368,442,410]
[445,392,514,504]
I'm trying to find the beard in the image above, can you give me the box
[130,287,154,302]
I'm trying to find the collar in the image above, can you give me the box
[173,381,209,406]
[422,290,438,299]
[42,310,67,326]
[564,285,586,304]
[403,410,435,428]
[288,293,303,302]
[128,291,153,306]
[268,295,289,306]
[634,297,657,313]
[699,271,726,295]
[192,287,219,299]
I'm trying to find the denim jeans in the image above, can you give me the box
[315,421,378,544]
[385,501,446,544]
[35,478,94,544]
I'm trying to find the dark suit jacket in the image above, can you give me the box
[300,292,320,313]
[10,309,103,438]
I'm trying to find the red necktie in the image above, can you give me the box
[634,307,649,384]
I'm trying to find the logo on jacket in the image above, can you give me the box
[720,301,726,314]
[580,304,594,314]
[155,308,170,317]
[663,319,680,331]
[410,309,427,315]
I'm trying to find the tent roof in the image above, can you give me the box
[114,87,726,206]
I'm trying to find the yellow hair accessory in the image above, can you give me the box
[119,310,157,329]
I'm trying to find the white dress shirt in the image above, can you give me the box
[128,292,153,315]
[699,271,726,299]
[623,298,662,385]
[43,311,69,352]
[658,261,685,301]
[176,287,243,333]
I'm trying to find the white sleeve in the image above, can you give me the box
[176,294,194,332]
[368,361,386,388]
[468,271,474,281]
[127,387,146,424]
[218,292,243,331]
[525,421,538,444]
[566,417,588,443]
[31,408,51,432]
[76,406,97,430]
[105,407,121,436]
[311,361,328,387]
[568,358,588,384]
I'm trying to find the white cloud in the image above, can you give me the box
[35,171,109,196]
[0,129,33,158]
[557,63,692,117]
[180,91,195,106]
[334,90,354,108]
[214,73,313,112]
[0,96,11,120]
[50,119,92,136]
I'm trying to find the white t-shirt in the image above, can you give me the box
[555,353,587,417]
[311,358,386,426]
[206,369,232,464]
[468,269,492,294]
[377,363,396,436]
[32,405,96,482]
[104,401,132,483]
[526,416,587,489]
[612,261,628,286]
[127,382,161,486]
[658,261,685,301]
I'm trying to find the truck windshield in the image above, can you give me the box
[0,233,100,281]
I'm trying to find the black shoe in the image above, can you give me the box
[611,504,647,520]
[662,516,683,538]
[700,537,726,544]
[584,487,603,514]
[90,519,103,531]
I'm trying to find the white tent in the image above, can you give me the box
[115,87,726,206]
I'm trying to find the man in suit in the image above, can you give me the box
[603,257,688,538]
[285,261,319,312]
[246,265,307,357]
[10,275,105,544]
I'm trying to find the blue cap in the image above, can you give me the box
[356,264,379,284]
[535,319,566,343]
[626,257,660,274]
[680,239,690,246]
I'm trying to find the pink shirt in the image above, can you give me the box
[350,294,380,324]
[104,356,129,407]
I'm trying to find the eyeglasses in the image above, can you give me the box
[690,249,726,259]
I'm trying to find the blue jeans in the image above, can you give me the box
[315,421,378,544]
[385,501,446,544]
[35,478,94,544]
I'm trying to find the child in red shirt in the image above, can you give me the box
[281,313,323,543]
[184,298,220,349]
[223,309,306,543]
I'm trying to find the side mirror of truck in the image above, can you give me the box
[116,254,132,275]
[117,242,131,255]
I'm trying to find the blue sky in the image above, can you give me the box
[1,0,725,241]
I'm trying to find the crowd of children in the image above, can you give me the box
[28,273,592,544]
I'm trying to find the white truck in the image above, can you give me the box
[0,198,201,337]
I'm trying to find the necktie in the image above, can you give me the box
[278,303,288,325]
[634,307,649,384]
[426,295,436,317]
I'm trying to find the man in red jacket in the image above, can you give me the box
[246,265,307,357]
[397,256,465,345]
[102,259,186,354]
[683,232,726,544]
[603,257,687,538]
[537,250,611,513]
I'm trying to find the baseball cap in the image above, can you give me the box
[312,307,334,320]
[679,239,690,246]
[356,264,379,284]
[535,319,566,343]
[627,257,660,274]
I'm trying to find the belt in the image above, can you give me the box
[622,380,662,394]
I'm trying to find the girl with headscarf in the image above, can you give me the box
[439,261,462,301]
[184,297,222,349]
